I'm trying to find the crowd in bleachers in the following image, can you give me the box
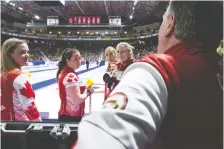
[1,22,159,39]
[2,33,159,64]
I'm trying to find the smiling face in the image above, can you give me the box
[105,47,117,63]
[105,50,116,63]
[117,46,131,62]
[10,43,29,67]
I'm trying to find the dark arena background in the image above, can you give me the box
[1,0,223,149]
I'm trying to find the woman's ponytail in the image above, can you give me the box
[56,60,66,80]
[56,49,67,80]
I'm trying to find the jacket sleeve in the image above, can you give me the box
[75,62,168,149]
[13,73,40,120]
[63,73,79,88]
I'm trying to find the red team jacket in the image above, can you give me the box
[139,42,223,149]
[116,58,134,72]
[105,59,134,100]
[1,70,40,121]
[58,66,86,117]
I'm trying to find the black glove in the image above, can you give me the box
[103,73,111,83]
[107,76,118,90]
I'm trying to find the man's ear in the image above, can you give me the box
[165,14,175,38]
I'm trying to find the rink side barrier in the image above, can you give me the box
[32,63,105,91]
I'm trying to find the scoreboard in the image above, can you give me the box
[68,16,101,25]
[109,16,121,26]
[47,16,59,25]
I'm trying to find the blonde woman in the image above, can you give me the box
[1,38,41,121]
[104,46,118,100]
[103,43,135,100]
[114,42,134,79]
[104,46,118,72]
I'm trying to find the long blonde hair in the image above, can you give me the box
[1,38,26,74]
[105,46,117,60]
[105,46,117,72]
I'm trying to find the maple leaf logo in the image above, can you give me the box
[74,77,78,81]
[67,78,73,83]
[27,101,35,109]
[68,74,74,78]
[19,81,35,99]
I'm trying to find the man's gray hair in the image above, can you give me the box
[168,1,223,49]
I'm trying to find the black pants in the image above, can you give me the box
[58,115,82,123]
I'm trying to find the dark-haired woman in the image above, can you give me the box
[56,49,93,122]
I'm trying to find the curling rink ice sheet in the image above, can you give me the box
[25,63,98,84]
[27,64,107,119]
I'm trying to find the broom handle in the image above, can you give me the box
[89,94,92,113]
[104,83,107,102]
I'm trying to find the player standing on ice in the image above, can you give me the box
[74,1,223,149]
[1,38,41,121]
[56,49,94,122]
[103,46,118,99]
[86,59,89,70]
[103,43,134,100]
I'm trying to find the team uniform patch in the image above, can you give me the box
[103,93,127,110]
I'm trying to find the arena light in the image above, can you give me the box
[58,31,61,34]
[77,31,80,34]
[9,2,15,6]
[130,15,133,19]
[134,0,138,6]
[68,31,70,34]
[86,31,89,34]
[59,0,65,6]
[34,15,40,20]
[49,31,52,34]
[124,31,127,34]
[5,0,10,3]
[18,7,23,10]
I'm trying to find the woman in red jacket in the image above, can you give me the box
[104,46,118,100]
[1,38,41,122]
[56,48,93,122]
[113,42,135,81]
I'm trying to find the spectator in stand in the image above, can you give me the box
[56,49,94,122]
[1,38,41,122]
[74,1,223,149]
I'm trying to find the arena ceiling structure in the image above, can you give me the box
[1,0,168,27]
